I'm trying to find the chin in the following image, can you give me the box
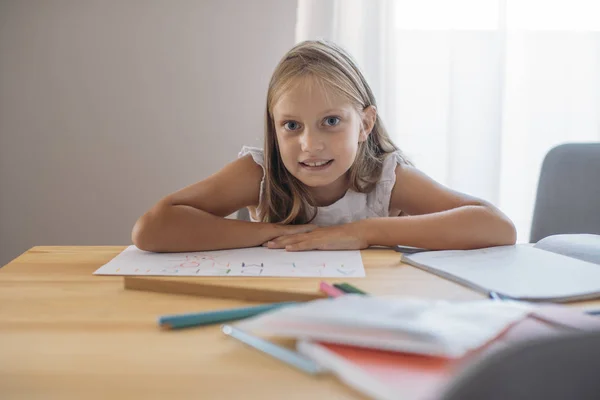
[295,175,341,188]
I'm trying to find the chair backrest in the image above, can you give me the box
[439,331,600,400]
[530,143,600,243]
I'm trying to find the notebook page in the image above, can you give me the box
[534,234,600,265]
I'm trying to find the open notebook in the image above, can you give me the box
[401,234,600,302]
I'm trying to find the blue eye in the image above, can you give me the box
[284,121,300,131]
[324,116,340,127]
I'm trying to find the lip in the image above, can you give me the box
[300,158,332,164]
[298,159,334,171]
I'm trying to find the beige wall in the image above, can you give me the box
[0,0,297,266]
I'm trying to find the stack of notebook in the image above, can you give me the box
[237,295,600,400]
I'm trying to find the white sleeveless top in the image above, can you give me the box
[238,146,404,226]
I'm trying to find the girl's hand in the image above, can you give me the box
[265,223,368,251]
[270,223,318,241]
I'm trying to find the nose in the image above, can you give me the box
[299,129,324,153]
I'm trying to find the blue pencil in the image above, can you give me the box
[221,324,324,375]
[158,302,297,329]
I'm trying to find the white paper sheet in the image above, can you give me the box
[93,245,365,277]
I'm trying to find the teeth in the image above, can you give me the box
[305,160,329,167]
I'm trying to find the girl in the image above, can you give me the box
[132,40,516,252]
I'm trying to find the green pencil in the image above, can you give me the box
[334,282,368,295]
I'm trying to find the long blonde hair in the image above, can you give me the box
[260,40,408,224]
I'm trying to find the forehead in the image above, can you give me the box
[272,75,354,118]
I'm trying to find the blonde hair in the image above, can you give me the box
[259,40,408,224]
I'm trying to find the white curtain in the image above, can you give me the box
[296,0,600,242]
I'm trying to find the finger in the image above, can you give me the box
[285,239,322,252]
[283,224,318,236]
[266,241,285,249]
[267,234,306,249]
[266,237,293,249]
[269,231,312,246]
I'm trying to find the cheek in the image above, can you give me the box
[275,135,299,163]
[333,128,360,151]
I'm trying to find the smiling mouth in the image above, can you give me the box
[299,159,334,170]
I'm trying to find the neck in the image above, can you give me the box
[307,173,350,207]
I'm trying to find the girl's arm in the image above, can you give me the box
[266,163,516,251]
[131,155,314,252]
[360,164,516,250]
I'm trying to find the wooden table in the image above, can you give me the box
[1,246,598,399]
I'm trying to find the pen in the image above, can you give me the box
[221,324,325,375]
[158,302,297,329]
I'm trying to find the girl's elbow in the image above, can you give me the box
[479,206,517,247]
[493,213,517,246]
[131,215,155,251]
[495,223,516,246]
[131,204,168,252]
[504,218,517,245]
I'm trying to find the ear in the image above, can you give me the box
[359,105,377,142]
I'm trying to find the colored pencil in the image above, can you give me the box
[334,282,368,295]
[319,282,345,298]
[221,324,325,375]
[158,302,297,329]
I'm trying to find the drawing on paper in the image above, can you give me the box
[93,246,366,278]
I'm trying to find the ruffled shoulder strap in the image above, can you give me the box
[238,146,265,168]
[368,151,406,216]
[238,146,265,221]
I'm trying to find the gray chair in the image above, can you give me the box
[530,143,600,243]
[439,331,600,400]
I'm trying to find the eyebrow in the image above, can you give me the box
[276,109,348,120]
[321,108,346,115]
[277,114,299,120]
